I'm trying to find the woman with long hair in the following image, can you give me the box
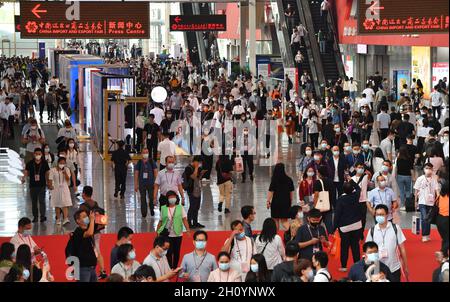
[436,180,449,261]
[255,218,285,272]
[395,145,415,210]
[266,163,295,230]
[245,254,271,282]
[298,167,316,215]
[307,109,320,148]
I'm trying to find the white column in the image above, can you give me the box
[164,3,171,48]
[239,3,247,69]
[248,0,257,76]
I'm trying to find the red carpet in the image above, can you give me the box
[0,230,441,282]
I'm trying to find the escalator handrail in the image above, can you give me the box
[326,4,346,78]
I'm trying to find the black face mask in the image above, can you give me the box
[309,221,321,228]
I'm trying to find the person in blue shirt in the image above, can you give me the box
[367,175,399,222]
[134,148,158,218]
[345,144,365,172]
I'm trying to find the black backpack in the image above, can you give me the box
[182,165,194,192]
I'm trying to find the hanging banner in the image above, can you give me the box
[411,46,431,99]
[432,62,449,87]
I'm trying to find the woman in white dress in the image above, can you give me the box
[47,157,72,225]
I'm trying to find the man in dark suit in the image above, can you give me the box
[332,123,348,152]
[328,145,349,200]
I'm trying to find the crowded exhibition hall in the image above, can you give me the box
[0,0,448,288]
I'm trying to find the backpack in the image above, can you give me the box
[370,223,398,246]
[182,165,194,192]
[65,232,76,259]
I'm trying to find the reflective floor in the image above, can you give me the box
[0,125,427,237]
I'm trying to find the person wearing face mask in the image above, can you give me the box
[160,110,175,140]
[135,108,146,152]
[299,167,317,216]
[156,132,176,171]
[306,150,331,177]
[57,119,78,146]
[359,105,374,142]
[351,163,370,232]
[207,252,242,282]
[346,144,364,170]
[299,101,310,143]
[10,218,41,258]
[156,191,191,269]
[379,130,396,162]
[154,156,185,207]
[255,218,285,272]
[66,138,80,180]
[306,110,320,148]
[295,259,314,282]
[23,148,50,223]
[111,140,131,199]
[413,163,440,243]
[333,123,348,152]
[333,179,363,272]
[365,205,408,282]
[348,241,393,282]
[42,144,54,168]
[143,114,161,162]
[221,220,256,281]
[245,254,271,282]
[143,236,181,282]
[110,244,141,281]
[110,227,134,269]
[361,140,374,172]
[298,145,314,176]
[179,231,217,282]
[376,103,391,142]
[22,119,45,163]
[367,175,399,221]
[294,209,329,261]
[47,157,72,226]
[70,209,97,282]
[183,156,207,228]
[329,145,349,199]
[134,148,158,218]
[371,160,399,199]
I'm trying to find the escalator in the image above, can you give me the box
[299,0,345,82]
[180,3,202,66]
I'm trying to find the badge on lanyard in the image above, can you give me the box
[192,274,201,282]
[34,175,40,182]
[147,134,152,140]
[143,172,148,179]
[379,245,388,259]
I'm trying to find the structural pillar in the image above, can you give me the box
[239,3,247,70]
[248,0,257,76]
[164,3,171,51]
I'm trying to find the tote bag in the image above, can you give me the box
[315,179,331,212]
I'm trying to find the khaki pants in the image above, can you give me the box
[218,180,233,209]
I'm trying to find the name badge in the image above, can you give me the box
[147,134,152,140]
[34,175,40,182]
[349,166,355,173]
[427,193,435,203]
[379,247,388,259]
[192,274,201,282]
[143,172,148,179]
[313,247,320,254]
[241,262,250,273]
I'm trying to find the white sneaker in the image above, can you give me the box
[400,207,406,212]
[338,267,347,272]
[56,219,62,226]
[422,236,431,242]
[62,218,70,225]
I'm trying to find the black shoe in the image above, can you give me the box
[224,208,230,214]
[218,202,223,212]
[242,178,246,183]
[189,223,197,229]
[120,195,125,199]
[98,271,107,280]
[195,223,205,228]
[114,192,118,198]
[250,175,254,181]
[150,209,155,216]
[40,217,47,223]
[32,217,38,223]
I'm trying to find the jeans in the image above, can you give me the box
[167,236,183,269]
[419,204,433,236]
[350,91,356,100]
[187,193,201,225]
[436,214,449,257]
[301,119,308,143]
[139,186,154,217]
[319,41,326,53]
[396,175,412,208]
[78,266,98,282]
[432,106,442,120]
[339,229,361,268]
[30,186,46,219]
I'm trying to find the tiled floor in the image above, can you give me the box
[0,126,427,237]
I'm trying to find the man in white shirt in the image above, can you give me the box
[365,204,408,282]
[313,251,332,282]
[10,217,40,253]
[230,84,240,99]
[150,104,165,126]
[157,133,177,170]
[358,94,371,110]
[0,96,16,138]
[379,130,396,161]
[362,85,375,110]
[143,236,180,282]
[413,163,440,242]
[442,130,449,159]
[431,85,444,120]
[376,105,391,141]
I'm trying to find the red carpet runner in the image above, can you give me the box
[0,229,441,282]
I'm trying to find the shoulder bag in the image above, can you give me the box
[315,179,331,212]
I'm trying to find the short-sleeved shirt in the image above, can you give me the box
[376,112,391,129]
[143,123,160,145]
[413,175,439,206]
[180,252,217,282]
[155,169,183,196]
[111,149,131,171]
[294,224,327,261]
[368,187,396,220]
[24,128,45,153]
[365,223,406,273]
[157,139,177,166]
[135,159,157,187]
[379,138,394,160]
[111,261,141,281]
[72,227,97,267]
[26,160,49,188]
[143,252,171,281]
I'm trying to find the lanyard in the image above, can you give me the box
[165,172,175,186]
[378,190,387,204]
[235,238,249,263]
[151,254,164,276]
[18,233,32,247]
[192,251,207,272]
[119,262,134,279]
[307,225,320,249]
[34,161,42,177]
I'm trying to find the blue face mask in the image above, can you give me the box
[128,250,136,260]
[195,241,206,250]
[22,229,32,236]
[307,270,314,280]
[235,232,246,240]
[367,252,379,263]
[219,263,230,271]
[250,264,259,273]
[381,166,389,173]
[22,269,30,280]
[83,217,90,225]
[375,215,386,225]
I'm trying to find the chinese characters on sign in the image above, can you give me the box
[358,0,449,34]
[170,15,226,32]
[20,1,149,38]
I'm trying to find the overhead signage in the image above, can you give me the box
[20,1,150,38]
[170,15,226,31]
[358,0,449,34]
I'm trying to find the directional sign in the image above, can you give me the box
[169,15,226,32]
[20,1,150,38]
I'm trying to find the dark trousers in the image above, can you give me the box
[167,236,183,269]
[8,116,14,138]
[361,128,371,142]
[322,211,333,235]
[432,106,442,120]
[321,10,328,30]
[147,142,158,161]
[78,266,98,282]
[30,186,46,219]
[136,128,143,152]
[39,101,45,118]
[379,128,389,142]
[187,193,201,225]
[47,104,55,122]
[339,229,361,268]
[310,133,319,148]
[172,109,181,120]
[202,154,213,179]
[351,132,361,145]
[114,169,127,196]
[139,186,154,217]
[242,153,254,180]
[390,269,401,282]
[436,214,449,258]
[333,181,343,200]
[359,202,367,240]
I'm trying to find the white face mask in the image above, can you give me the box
[69,143,75,148]
[35,155,42,160]
[44,148,50,153]
[305,150,312,156]
[142,153,149,159]
[58,164,65,170]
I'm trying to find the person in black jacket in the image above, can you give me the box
[271,241,300,282]
[348,241,392,282]
[333,179,362,272]
[332,123,348,152]
[328,145,349,199]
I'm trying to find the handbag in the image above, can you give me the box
[426,197,439,225]
[315,179,331,212]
